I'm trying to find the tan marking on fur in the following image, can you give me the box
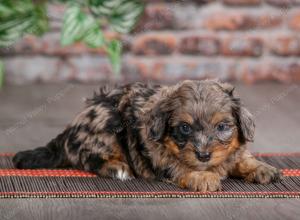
[230,150,282,184]
[178,171,221,192]
[171,112,194,126]
[231,150,262,178]
[211,112,232,125]
[209,135,241,167]
[163,137,180,156]
[179,144,201,170]
[110,143,125,161]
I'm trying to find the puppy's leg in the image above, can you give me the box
[231,150,282,184]
[79,146,133,181]
[65,102,134,181]
[176,170,221,192]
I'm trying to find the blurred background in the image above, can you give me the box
[0,0,299,153]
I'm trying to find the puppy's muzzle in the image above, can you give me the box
[196,151,211,162]
[194,136,212,162]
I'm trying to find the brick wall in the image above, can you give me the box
[2,0,300,84]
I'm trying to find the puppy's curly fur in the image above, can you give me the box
[13,80,282,192]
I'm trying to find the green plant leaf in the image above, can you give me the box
[0,17,33,46]
[28,3,49,36]
[106,40,122,75]
[61,5,84,45]
[83,24,105,48]
[0,0,48,47]
[61,4,103,46]
[0,0,145,79]
[89,0,144,33]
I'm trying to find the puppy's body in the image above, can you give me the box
[13,80,282,191]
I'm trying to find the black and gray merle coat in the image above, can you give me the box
[13,80,281,192]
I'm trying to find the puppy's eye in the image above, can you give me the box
[216,122,230,132]
[179,123,192,135]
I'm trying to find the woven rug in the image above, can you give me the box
[0,153,300,199]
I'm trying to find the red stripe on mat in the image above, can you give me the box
[282,169,300,176]
[0,169,96,177]
[0,169,299,177]
[253,152,300,157]
[0,153,15,156]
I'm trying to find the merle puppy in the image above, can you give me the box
[13,80,282,192]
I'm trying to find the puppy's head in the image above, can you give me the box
[145,80,255,170]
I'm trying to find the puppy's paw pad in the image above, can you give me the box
[246,165,283,184]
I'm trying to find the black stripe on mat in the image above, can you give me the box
[256,156,300,169]
[0,176,299,193]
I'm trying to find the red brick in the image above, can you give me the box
[223,0,262,5]
[136,4,200,31]
[47,4,66,31]
[0,36,44,55]
[126,59,236,82]
[255,14,282,28]
[220,37,263,57]
[0,32,123,56]
[4,56,114,84]
[144,0,215,3]
[179,36,219,55]
[203,12,252,30]
[239,60,300,83]
[269,36,300,56]
[6,55,300,84]
[70,56,113,82]
[134,4,175,32]
[189,0,216,3]
[286,62,300,82]
[4,0,300,85]
[289,11,300,30]
[121,58,150,81]
[203,12,281,30]
[4,56,76,84]
[265,0,295,7]
[132,34,177,55]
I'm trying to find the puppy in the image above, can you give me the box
[13,80,282,192]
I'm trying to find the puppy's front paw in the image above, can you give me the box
[245,164,282,184]
[179,171,221,192]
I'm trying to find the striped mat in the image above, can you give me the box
[0,153,300,198]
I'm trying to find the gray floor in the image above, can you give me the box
[0,82,300,220]
[0,198,299,220]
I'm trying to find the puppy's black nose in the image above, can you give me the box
[197,152,211,162]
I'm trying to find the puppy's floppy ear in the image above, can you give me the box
[145,89,181,141]
[237,106,255,142]
[146,102,169,141]
[232,96,255,143]
[216,80,255,142]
